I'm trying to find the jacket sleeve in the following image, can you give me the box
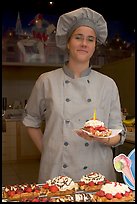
[22,74,47,128]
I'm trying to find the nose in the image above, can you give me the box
[81,38,88,47]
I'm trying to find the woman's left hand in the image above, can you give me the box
[75,129,94,141]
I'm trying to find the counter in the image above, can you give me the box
[126,131,135,143]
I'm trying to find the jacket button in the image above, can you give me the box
[87,80,90,83]
[63,164,67,168]
[64,142,69,146]
[87,98,92,102]
[65,80,70,84]
[85,142,89,146]
[65,120,70,124]
[66,98,70,102]
[83,166,88,170]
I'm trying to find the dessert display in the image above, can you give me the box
[78,172,110,192]
[2,183,41,201]
[2,172,135,202]
[41,175,79,197]
[93,181,134,202]
[114,154,135,187]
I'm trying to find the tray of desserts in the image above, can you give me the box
[2,172,135,202]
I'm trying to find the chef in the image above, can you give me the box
[23,7,126,183]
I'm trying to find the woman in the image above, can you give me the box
[23,7,126,183]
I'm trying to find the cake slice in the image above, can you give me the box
[83,119,112,137]
[93,181,134,202]
[2,183,41,201]
[77,172,110,192]
[41,175,79,197]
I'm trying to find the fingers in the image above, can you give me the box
[75,129,93,141]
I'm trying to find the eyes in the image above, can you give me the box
[72,34,96,43]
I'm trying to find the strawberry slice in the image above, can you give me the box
[106,193,113,199]
[97,181,103,185]
[49,185,59,193]
[115,193,122,199]
[88,181,94,186]
[125,191,130,197]
[96,126,106,131]
[34,189,40,193]
[78,181,85,186]
[105,179,110,183]
[96,190,105,197]
[32,198,39,202]
[25,187,32,193]
[8,190,16,197]
[16,189,22,194]
[42,183,49,189]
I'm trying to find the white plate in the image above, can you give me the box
[74,129,122,139]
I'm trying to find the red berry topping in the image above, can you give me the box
[16,189,22,194]
[34,189,40,193]
[8,190,16,197]
[125,191,130,197]
[105,179,110,183]
[78,181,85,186]
[115,193,122,199]
[96,190,105,197]
[106,193,113,199]
[88,181,94,186]
[42,183,49,189]
[97,181,103,185]
[49,185,59,193]
[32,198,39,202]
[26,187,32,193]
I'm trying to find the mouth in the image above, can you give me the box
[77,50,88,53]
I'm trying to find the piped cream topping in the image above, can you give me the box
[46,176,78,191]
[80,172,105,184]
[84,119,104,128]
[101,182,130,195]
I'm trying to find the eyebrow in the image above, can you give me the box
[72,33,96,38]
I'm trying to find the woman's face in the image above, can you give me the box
[67,26,96,63]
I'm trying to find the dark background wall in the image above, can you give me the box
[99,56,135,116]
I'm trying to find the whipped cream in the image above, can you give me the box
[101,182,130,195]
[84,119,104,128]
[80,172,105,184]
[46,175,78,191]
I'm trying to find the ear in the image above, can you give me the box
[67,42,69,50]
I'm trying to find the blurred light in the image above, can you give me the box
[49,1,54,6]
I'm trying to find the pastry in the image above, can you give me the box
[78,172,110,192]
[20,196,49,202]
[41,175,79,197]
[93,181,134,202]
[2,183,41,201]
[83,119,112,137]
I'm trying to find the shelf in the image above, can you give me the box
[2,62,102,69]
[2,62,63,68]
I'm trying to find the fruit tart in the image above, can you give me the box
[78,172,110,192]
[83,118,112,137]
[93,181,134,202]
[2,183,41,201]
[41,175,79,197]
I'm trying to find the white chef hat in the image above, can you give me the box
[56,7,108,50]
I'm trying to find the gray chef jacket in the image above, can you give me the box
[23,64,126,183]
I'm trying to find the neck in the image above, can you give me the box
[67,60,90,78]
